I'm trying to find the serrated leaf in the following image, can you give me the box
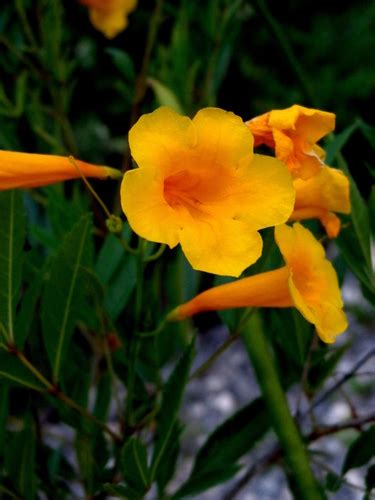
[0,351,45,391]
[342,426,375,474]
[151,340,195,480]
[41,214,93,381]
[148,77,184,113]
[121,437,150,493]
[0,191,26,343]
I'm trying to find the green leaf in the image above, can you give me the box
[121,437,150,493]
[336,159,374,297]
[6,413,37,500]
[93,372,112,422]
[325,122,359,164]
[41,214,93,381]
[156,421,183,495]
[172,464,241,499]
[365,464,375,492]
[148,77,184,113]
[0,383,9,452]
[151,340,195,480]
[325,471,342,492]
[193,397,269,473]
[0,191,26,343]
[103,483,143,499]
[0,351,45,391]
[307,342,350,392]
[106,48,136,81]
[342,426,375,474]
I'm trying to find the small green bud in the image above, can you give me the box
[106,215,123,234]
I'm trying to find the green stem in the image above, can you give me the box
[242,313,324,500]
[254,0,317,106]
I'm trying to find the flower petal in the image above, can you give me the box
[192,107,254,171]
[129,107,195,170]
[179,216,262,277]
[120,167,180,248]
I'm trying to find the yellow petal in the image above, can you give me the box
[129,106,195,171]
[192,107,254,171]
[179,216,263,276]
[120,167,180,248]
[294,166,350,213]
[82,0,137,38]
[275,223,347,341]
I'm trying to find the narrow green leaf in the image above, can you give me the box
[106,48,136,81]
[0,382,9,452]
[41,214,93,381]
[325,122,359,164]
[148,77,184,114]
[121,437,150,492]
[193,397,269,474]
[103,483,143,499]
[93,372,112,422]
[172,464,241,499]
[0,351,45,391]
[151,340,195,479]
[307,342,350,392]
[156,421,182,495]
[0,191,26,343]
[6,413,37,500]
[342,426,375,474]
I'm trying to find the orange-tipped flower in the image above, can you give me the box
[247,105,335,180]
[79,0,137,38]
[0,150,122,190]
[289,166,351,237]
[120,106,295,277]
[168,223,348,343]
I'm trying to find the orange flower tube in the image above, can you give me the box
[0,150,122,190]
[79,0,137,38]
[168,223,348,343]
[289,166,351,237]
[246,105,335,179]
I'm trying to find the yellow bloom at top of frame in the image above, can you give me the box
[290,166,351,237]
[120,106,295,277]
[247,105,335,180]
[79,0,137,38]
[0,150,122,190]
[169,223,347,343]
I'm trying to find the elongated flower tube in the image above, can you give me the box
[289,166,351,237]
[79,0,137,38]
[246,105,335,180]
[0,150,122,190]
[168,223,348,343]
[120,106,295,277]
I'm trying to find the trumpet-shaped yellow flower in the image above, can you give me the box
[247,105,335,180]
[79,0,137,38]
[289,166,351,237]
[120,106,295,277]
[0,150,122,190]
[168,223,347,343]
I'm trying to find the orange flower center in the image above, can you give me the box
[164,170,204,213]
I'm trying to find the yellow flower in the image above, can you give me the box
[0,150,122,190]
[168,223,348,343]
[247,105,335,179]
[120,106,295,277]
[289,166,351,237]
[79,0,137,38]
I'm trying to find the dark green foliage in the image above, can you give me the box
[41,214,93,381]
[342,426,375,474]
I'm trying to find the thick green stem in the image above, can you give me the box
[242,313,324,500]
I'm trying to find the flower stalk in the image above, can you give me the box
[242,313,325,500]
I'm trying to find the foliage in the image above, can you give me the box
[0,1,374,499]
